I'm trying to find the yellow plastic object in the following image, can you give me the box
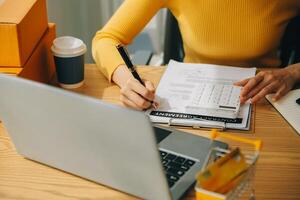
[197,148,248,193]
[195,130,263,200]
[196,187,226,200]
[210,129,263,151]
[0,67,22,74]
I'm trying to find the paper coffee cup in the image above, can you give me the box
[51,36,87,89]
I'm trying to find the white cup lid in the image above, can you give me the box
[51,36,87,58]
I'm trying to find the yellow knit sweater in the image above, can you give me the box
[92,0,300,81]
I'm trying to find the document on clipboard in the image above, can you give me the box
[147,60,256,130]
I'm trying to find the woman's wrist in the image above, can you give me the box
[286,63,300,83]
[112,65,133,88]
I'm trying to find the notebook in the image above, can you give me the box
[266,89,300,135]
[147,60,257,130]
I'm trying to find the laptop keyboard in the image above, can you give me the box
[160,150,196,188]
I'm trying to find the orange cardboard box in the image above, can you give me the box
[0,0,48,67]
[18,23,56,83]
[0,24,56,83]
[0,67,22,74]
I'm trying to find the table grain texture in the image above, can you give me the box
[0,64,299,200]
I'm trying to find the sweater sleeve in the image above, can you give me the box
[92,0,166,81]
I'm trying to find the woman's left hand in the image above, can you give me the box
[234,64,300,104]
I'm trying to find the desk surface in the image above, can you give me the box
[0,64,300,200]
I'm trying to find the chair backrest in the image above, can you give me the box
[163,10,300,67]
[163,11,184,64]
[279,15,300,67]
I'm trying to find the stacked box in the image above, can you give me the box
[0,0,56,83]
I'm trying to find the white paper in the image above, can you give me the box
[266,89,300,134]
[148,60,256,130]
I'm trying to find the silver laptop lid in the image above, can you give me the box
[0,74,171,200]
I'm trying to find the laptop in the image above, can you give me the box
[0,74,227,200]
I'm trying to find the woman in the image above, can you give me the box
[92,0,300,110]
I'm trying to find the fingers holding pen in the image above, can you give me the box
[120,86,152,110]
[115,45,156,109]
[144,80,156,93]
[120,94,142,110]
[144,80,159,109]
[120,77,156,110]
[127,78,155,101]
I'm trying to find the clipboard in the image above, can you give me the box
[147,105,253,132]
[147,60,256,131]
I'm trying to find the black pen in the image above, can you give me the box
[116,44,156,107]
[116,44,144,85]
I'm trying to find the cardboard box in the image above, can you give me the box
[0,67,22,74]
[0,23,57,83]
[17,23,56,83]
[0,0,48,66]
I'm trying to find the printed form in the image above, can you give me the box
[148,60,256,130]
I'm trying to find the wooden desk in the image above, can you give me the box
[1,64,300,200]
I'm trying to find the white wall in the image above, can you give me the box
[47,0,166,63]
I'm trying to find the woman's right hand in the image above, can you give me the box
[112,65,156,110]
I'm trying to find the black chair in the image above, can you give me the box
[163,11,184,64]
[279,15,300,67]
[163,11,300,67]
